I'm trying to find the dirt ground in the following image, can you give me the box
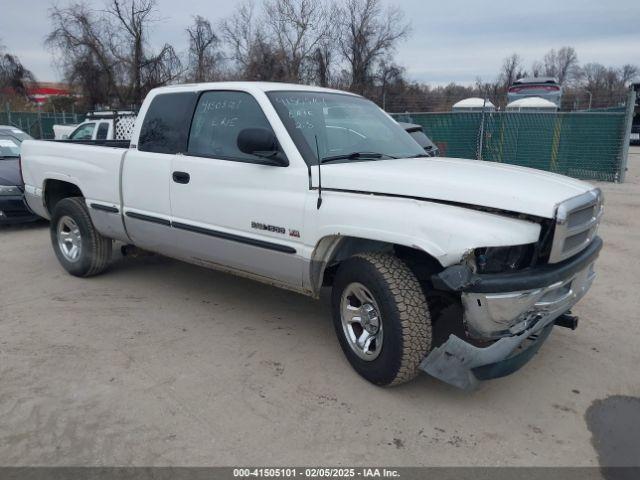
[1,148,639,467]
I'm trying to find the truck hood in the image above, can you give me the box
[321,157,594,219]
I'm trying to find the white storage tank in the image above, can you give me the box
[452,97,496,112]
[506,97,558,112]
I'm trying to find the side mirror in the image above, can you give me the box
[62,134,69,140]
[237,128,288,166]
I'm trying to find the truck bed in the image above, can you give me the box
[21,139,129,216]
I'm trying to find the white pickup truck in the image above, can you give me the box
[21,82,603,389]
[53,111,137,141]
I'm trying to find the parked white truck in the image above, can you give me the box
[53,111,137,141]
[21,82,603,389]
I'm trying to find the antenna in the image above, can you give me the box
[315,135,323,209]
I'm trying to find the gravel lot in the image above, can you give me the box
[1,148,639,467]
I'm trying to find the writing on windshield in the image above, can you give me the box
[268,91,424,165]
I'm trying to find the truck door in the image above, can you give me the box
[121,91,198,253]
[169,90,307,289]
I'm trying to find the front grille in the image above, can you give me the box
[567,205,596,228]
[548,189,603,263]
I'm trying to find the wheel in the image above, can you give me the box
[50,197,112,277]
[331,252,432,386]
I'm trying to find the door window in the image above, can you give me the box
[96,122,109,140]
[70,123,96,140]
[188,91,276,162]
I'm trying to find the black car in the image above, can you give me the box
[631,117,640,146]
[631,83,639,146]
[398,122,440,157]
[0,126,40,224]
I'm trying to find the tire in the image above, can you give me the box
[50,197,112,277]
[331,252,432,386]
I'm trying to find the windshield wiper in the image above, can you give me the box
[320,152,397,164]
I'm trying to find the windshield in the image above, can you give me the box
[267,91,425,165]
[0,134,22,158]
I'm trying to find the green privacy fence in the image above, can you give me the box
[1,102,632,181]
[0,110,83,139]
[393,108,632,182]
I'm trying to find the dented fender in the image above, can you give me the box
[303,192,542,295]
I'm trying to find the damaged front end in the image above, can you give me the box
[421,236,602,390]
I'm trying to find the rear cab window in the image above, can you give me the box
[138,92,198,154]
[96,122,110,140]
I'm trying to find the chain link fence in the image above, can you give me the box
[2,91,635,182]
[0,108,83,139]
[0,107,141,140]
[393,90,636,183]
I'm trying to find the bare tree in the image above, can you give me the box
[312,44,332,86]
[556,47,579,84]
[375,59,402,108]
[0,44,36,98]
[310,4,339,86]
[336,0,410,95]
[573,62,639,108]
[263,0,333,82]
[531,60,543,78]
[220,1,292,82]
[474,76,501,106]
[186,15,220,82]
[245,37,289,81]
[47,2,124,107]
[620,64,639,86]
[48,0,181,108]
[107,0,159,104]
[541,47,579,84]
[499,53,526,90]
[542,49,558,78]
[220,2,260,71]
[142,44,182,89]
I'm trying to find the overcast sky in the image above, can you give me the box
[2,0,639,84]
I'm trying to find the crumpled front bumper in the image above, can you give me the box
[422,237,602,390]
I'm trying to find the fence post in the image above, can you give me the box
[619,88,636,183]
[477,96,488,160]
[37,108,44,139]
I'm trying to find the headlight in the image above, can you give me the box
[0,185,22,196]
[474,244,535,274]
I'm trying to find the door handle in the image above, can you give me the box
[172,171,190,184]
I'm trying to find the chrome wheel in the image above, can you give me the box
[340,282,383,361]
[57,215,82,262]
